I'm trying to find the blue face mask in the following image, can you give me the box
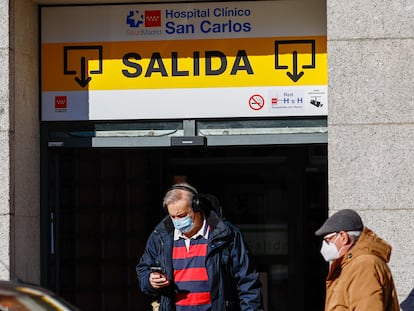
[172,215,194,233]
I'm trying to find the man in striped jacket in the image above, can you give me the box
[136,183,264,311]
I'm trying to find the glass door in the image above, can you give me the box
[45,144,327,310]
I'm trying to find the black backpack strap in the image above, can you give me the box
[198,193,223,218]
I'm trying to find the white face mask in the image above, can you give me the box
[320,234,342,262]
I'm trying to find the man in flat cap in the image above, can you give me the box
[315,209,400,310]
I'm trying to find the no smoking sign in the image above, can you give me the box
[248,94,265,111]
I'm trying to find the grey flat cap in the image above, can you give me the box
[315,209,363,236]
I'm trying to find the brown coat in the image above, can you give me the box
[325,227,400,311]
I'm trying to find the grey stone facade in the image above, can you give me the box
[0,0,11,279]
[327,0,414,306]
[1,0,40,282]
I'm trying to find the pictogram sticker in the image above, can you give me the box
[248,94,265,110]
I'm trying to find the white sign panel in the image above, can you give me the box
[41,0,327,121]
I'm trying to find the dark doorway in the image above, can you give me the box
[44,144,327,310]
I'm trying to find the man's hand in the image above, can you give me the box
[149,272,170,289]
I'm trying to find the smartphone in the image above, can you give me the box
[150,266,164,274]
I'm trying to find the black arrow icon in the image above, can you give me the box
[64,46,103,88]
[275,40,316,83]
[74,57,92,87]
[286,51,304,82]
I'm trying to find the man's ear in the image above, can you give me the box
[340,231,352,245]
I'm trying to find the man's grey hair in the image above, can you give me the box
[346,230,362,244]
[163,183,195,207]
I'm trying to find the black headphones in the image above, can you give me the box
[163,184,201,213]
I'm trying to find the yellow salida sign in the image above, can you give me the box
[42,36,327,92]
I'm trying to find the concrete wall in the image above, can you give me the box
[13,0,40,282]
[327,0,414,307]
[0,0,40,282]
[0,0,11,280]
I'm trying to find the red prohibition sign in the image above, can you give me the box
[248,94,265,111]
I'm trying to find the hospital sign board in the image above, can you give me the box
[41,0,327,121]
